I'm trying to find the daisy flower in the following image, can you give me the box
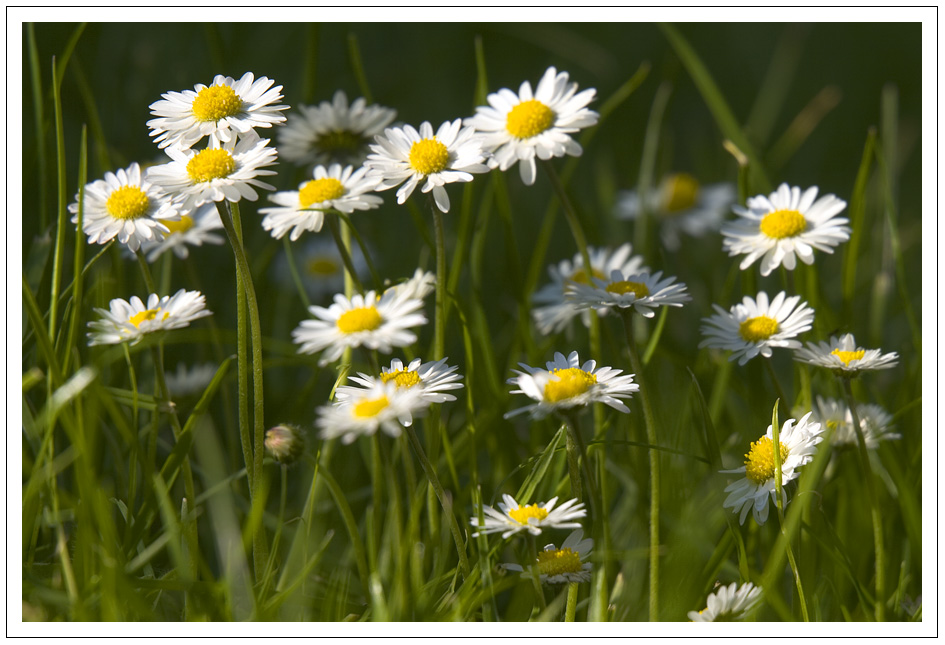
[721,183,850,277]
[259,163,382,241]
[615,173,735,251]
[139,202,225,262]
[699,291,815,366]
[503,528,593,584]
[145,134,278,212]
[532,243,649,335]
[566,269,690,319]
[793,333,899,375]
[689,582,763,622]
[87,289,212,346]
[384,268,436,303]
[316,380,427,444]
[721,411,825,525]
[470,494,586,539]
[69,162,183,253]
[806,396,898,449]
[164,362,218,396]
[291,289,427,366]
[277,90,397,167]
[338,357,463,406]
[506,350,638,419]
[365,119,489,213]
[465,66,598,185]
[271,236,369,303]
[147,71,288,150]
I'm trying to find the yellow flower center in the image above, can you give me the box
[299,178,345,207]
[831,348,866,365]
[353,396,389,418]
[315,129,365,154]
[508,504,549,525]
[380,369,422,389]
[605,281,650,297]
[661,173,700,213]
[759,209,807,239]
[186,149,236,182]
[568,268,605,285]
[306,257,339,276]
[105,186,151,220]
[744,436,789,485]
[544,367,598,403]
[505,99,555,139]
[129,308,160,328]
[161,215,194,236]
[336,306,383,334]
[738,315,779,342]
[408,138,450,175]
[536,547,583,577]
[191,84,243,122]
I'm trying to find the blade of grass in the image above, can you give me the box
[842,128,877,319]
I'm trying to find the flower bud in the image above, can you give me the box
[264,424,305,465]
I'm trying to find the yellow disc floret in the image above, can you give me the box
[544,367,597,403]
[661,173,700,213]
[299,178,345,207]
[830,348,865,365]
[186,149,236,182]
[129,308,160,328]
[568,268,605,285]
[191,84,243,122]
[738,315,779,342]
[508,504,549,525]
[353,396,389,418]
[605,281,650,298]
[380,369,422,389]
[408,138,450,175]
[759,209,807,239]
[161,215,194,235]
[336,306,383,334]
[506,99,555,139]
[106,186,151,220]
[536,547,583,577]
[744,436,789,485]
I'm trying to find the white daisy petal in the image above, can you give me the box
[471,494,586,539]
[689,582,763,622]
[87,289,212,346]
[793,332,899,375]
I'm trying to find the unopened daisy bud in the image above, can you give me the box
[265,424,305,465]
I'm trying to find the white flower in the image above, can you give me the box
[291,289,427,366]
[566,269,690,319]
[259,163,382,241]
[316,380,427,444]
[532,243,649,336]
[615,174,735,251]
[699,291,815,366]
[365,119,489,213]
[145,134,278,212]
[805,396,898,449]
[506,350,638,419]
[721,412,825,525]
[271,236,369,303]
[138,202,225,262]
[277,90,396,167]
[722,183,850,277]
[503,528,593,584]
[164,362,218,396]
[147,71,288,150]
[471,494,586,539]
[689,582,763,622]
[793,333,899,375]
[384,269,436,302]
[465,66,598,185]
[337,357,464,412]
[69,162,183,253]
[87,289,212,346]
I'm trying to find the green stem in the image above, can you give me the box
[282,237,312,310]
[565,582,579,622]
[541,159,593,280]
[763,357,789,409]
[326,212,364,294]
[527,534,548,613]
[431,201,447,361]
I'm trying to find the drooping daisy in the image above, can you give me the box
[793,333,899,376]
[139,202,225,262]
[615,174,735,251]
[291,289,427,366]
[316,380,428,444]
[259,163,382,241]
[721,183,850,277]
[365,119,489,213]
[164,362,218,396]
[337,357,464,409]
[147,72,288,150]
[689,582,763,622]
[532,243,649,335]
[503,528,594,584]
[271,235,369,303]
[721,411,824,525]
[145,134,278,212]
[87,289,212,346]
[506,350,638,419]
[465,66,598,185]
[277,90,397,167]
[383,268,436,303]
[566,269,690,319]
[805,396,899,449]
[69,162,183,253]
[470,494,586,539]
[699,291,815,366]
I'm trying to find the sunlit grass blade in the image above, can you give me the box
[842,128,877,319]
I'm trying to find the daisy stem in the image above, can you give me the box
[282,237,312,310]
[839,376,886,621]
[564,422,583,502]
[527,534,548,613]
[430,201,447,361]
[763,357,789,409]
[565,583,579,622]
[327,212,364,294]
[540,159,593,282]
[563,413,600,517]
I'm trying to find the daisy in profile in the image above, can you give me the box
[383,268,436,303]
[69,162,183,253]
[805,396,898,449]
[145,134,278,212]
[722,183,850,277]
[506,350,638,419]
[291,289,427,366]
[465,66,598,185]
[147,72,288,150]
[566,269,690,319]
[532,243,649,335]
[87,289,212,346]
[259,163,382,241]
[721,411,824,525]
[164,362,218,397]
[316,380,428,444]
[689,582,762,622]
[139,202,225,262]
[278,90,397,167]
[365,119,489,213]
[793,333,899,376]
[471,494,586,539]
[699,291,815,366]
[615,173,735,251]
[503,528,593,584]
[339,357,463,405]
